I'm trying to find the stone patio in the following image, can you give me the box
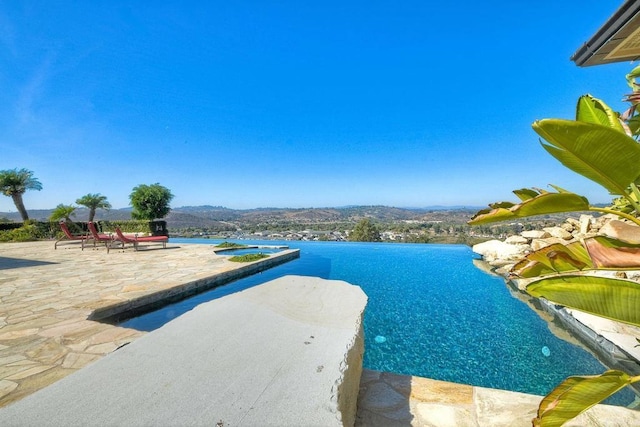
[0,240,297,407]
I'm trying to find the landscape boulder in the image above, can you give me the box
[530,237,568,251]
[579,214,594,235]
[542,226,573,240]
[520,230,550,240]
[505,235,528,245]
[599,220,640,244]
[472,240,529,264]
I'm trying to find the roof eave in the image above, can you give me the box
[572,0,640,67]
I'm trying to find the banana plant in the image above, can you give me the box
[468,186,640,227]
[526,273,640,426]
[532,370,640,427]
[510,241,592,278]
[527,274,640,326]
[513,236,640,425]
[469,69,640,426]
[512,235,640,278]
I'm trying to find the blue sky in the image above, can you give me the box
[0,1,635,211]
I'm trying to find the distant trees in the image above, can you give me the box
[0,168,42,221]
[349,218,381,242]
[76,193,111,221]
[129,183,174,220]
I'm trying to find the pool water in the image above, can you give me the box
[120,239,636,405]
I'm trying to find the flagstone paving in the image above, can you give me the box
[0,240,296,407]
[356,370,640,426]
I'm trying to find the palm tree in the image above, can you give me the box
[76,193,111,222]
[0,168,43,221]
[49,204,77,223]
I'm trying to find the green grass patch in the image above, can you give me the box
[216,241,248,248]
[229,253,269,262]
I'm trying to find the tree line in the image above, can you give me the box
[0,168,174,222]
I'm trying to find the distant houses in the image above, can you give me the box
[185,229,348,241]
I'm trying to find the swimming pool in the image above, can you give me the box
[120,239,636,405]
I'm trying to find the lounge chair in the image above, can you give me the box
[110,227,168,252]
[87,221,114,249]
[55,221,88,250]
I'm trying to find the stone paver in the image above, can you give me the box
[0,240,297,407]
[356,370,640,427]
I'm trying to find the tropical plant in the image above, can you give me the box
[469,68,640,426]
[470,91,640,228]
[49,204,77,223]
[129,183,174,220]
[0,168,42,221]
[349,218,381,242]
[76,193,111,222]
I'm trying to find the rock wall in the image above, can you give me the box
[472,214,639,278]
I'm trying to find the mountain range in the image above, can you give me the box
[0,205,482,229]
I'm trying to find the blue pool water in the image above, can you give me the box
[121,239,636,404]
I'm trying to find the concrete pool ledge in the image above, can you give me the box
[0,275,368,426]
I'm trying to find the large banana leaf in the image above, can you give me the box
[575,95,626,133]
[513,188,539,201]
[584,236,640,268]
[468,189,589,225]
[526,275,640,326]
[511,242,592,278]
[512,237,640,277]
[532,120,640,196]
[533,370,639,427]
[626,64,640,91]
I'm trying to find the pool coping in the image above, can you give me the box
[89,248,300,322]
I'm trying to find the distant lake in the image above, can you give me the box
[121,239,635,405]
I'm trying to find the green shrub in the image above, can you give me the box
[229,253,269,262]
[216,242,248,248]
[0,221,40,242]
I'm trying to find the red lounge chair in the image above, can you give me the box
[55,221,88,250]
[110,227,168,252]
[87,221,113,249]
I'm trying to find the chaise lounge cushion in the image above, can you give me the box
[112,227,168,252]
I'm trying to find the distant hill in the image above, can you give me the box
[0,205,482,228]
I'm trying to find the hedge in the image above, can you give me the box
[0,220,168,242]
